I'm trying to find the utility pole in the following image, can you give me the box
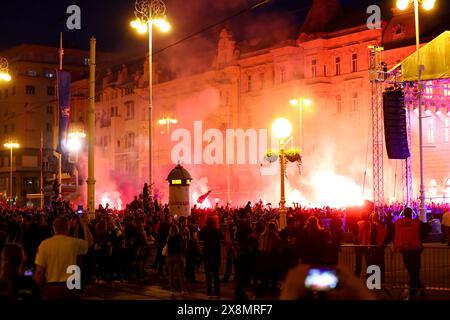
[87,37,96,217]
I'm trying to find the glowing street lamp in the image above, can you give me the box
[67,131,86,153]
[290,97,312,151]
[396,0,437,222]
[130,0,171,200]
[272,118,292,229]
[0,57,12,82]
[158,117,178,133]
[4,142,19,206]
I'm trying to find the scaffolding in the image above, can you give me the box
[369,45,385,215]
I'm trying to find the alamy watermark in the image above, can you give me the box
[367,5,382,30]
[66,5,81,30]
[66,265,82,290]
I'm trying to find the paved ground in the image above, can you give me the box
[82,270,238,300]
[82,244,450,300]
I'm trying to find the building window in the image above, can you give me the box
[427,118,434,144]
[444,83,449,96]
[323,65,327,77]
[47,86,55,96]
[125,86,134,96]
[27,70,37,77]
[259,73,265,89]
[26,85,35,95]
[125,101,135,120]
[335,57,341,75]
[46,105,53,114]
[336,95,342,114]
[10,123,15,132]
[445,179,450,199]
[425,81,433,99]
[280,69,286,83]
[428,179,437,199]
[125,132,136,148]
[46,123,52,132]
[445,117,450,143]
[247,75,253,91]
[311,59,317,78]
[352,53,358,72]
[351,92,358,112]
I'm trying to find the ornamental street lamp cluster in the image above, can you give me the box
[0,57,12,82]
[130,0,171,200]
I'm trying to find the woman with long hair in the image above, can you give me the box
[257,221,281,297]
[0,243,39,301]
[299,216,331,265]
[166,224,186,295]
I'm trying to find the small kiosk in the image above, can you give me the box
[166,164,192,217]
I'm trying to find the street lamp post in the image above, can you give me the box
[396,0,436,222]
[67,131,86,194]
[158,117,178,133]
[290,98,312,151]
[272,118,292,230]
[4,142,19,206]
[131,0,171,200]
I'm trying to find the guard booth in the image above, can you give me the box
[166,164,192,217]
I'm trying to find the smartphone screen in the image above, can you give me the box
[24,268,33,277]
[304,268,339,291]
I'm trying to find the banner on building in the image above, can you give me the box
[56,70,71,153]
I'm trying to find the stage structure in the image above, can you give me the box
[389,31,450,205]
[369,45,385,216]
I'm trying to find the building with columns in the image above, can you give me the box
[68,0,450,206]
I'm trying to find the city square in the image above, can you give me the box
[0,0,450,306]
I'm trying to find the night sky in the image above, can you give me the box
[0,0,449,54]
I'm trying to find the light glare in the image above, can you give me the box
[396,0,409,10]
[154,18,171,33]
[272,118,292,140]
[422,0,436,10]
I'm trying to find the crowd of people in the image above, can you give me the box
[0,184,449,301]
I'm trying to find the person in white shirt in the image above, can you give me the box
[442,211,450,246]
[33,214,93,300]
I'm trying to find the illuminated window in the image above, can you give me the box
[311,59,317,78]
[352,53,358,72]
[427,118,434,144]
[335,57,341,75]
[351,92,358,112]
[428,179,437,199]
[444,83,449,96]
[446,117,450,143]
[425,81,433,99]
[172,180,182,185]
[336,95,342,114]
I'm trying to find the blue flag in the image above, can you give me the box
[56,70,71,153]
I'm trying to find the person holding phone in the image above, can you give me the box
[0,243,40,301]
[280,263,374,300]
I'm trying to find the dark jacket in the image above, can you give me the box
[199,226,223,260]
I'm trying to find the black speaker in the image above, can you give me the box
[383,89,410,160]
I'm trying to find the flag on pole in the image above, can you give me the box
[197,190,212,204]
[56,70,71,153]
